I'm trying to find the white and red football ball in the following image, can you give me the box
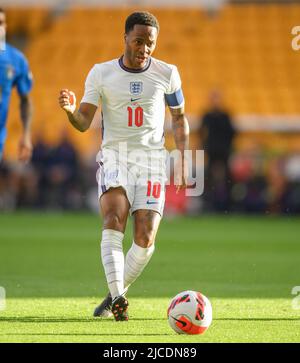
[167,290,212,335]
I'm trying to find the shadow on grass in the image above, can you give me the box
[0,317,165,323]
[1,333,172,337]
[215,318,300,321]
[0,317,299,323]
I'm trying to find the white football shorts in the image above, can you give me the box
[96,148,168,216]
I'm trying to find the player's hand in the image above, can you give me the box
[58,89,76,114]
[18,135,33,163]
[174,156,189,194]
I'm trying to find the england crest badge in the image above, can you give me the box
[130,81,143,96]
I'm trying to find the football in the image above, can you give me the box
[167,290,212,335]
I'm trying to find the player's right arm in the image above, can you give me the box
[58,89,97,132]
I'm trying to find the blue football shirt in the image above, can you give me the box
[0,43,33,153]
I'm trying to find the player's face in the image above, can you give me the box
[0,12,6,48]
[0,12,6,31]
[124,24,158,69]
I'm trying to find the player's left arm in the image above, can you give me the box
[169,106,190,192]
[166,66,189,192]
[18,93,33,163]
[16,55,33,163]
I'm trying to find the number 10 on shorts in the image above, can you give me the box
[147,181,161,199]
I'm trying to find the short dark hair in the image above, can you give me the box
[125,11,159,34]
[0,8,5,14]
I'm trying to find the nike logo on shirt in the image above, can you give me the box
[131,97,141,102]
[146,200,159,205]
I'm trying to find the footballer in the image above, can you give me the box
[59,11,189,321]
[0,8,33,163]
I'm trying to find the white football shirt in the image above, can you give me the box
[81,56,184,152]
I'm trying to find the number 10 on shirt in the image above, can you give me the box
[147,181,161,198]
[127,106,143,127]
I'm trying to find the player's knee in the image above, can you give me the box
[103,211,126,232]
[134,231,155,248]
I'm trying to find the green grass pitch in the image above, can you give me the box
[0,212,299,343]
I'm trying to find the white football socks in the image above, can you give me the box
[124,241,155,291]
[101,231,155,299]
[101,229,125,300]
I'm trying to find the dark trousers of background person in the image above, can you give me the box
[203,153,232,212]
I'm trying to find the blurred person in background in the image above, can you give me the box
[46,130,81,210]
[281,154,300,214]
[30,131,51,208]
[31,130,81,210]
[0,160,15,210]
[0,7,33,163]
[199,90,236,211]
